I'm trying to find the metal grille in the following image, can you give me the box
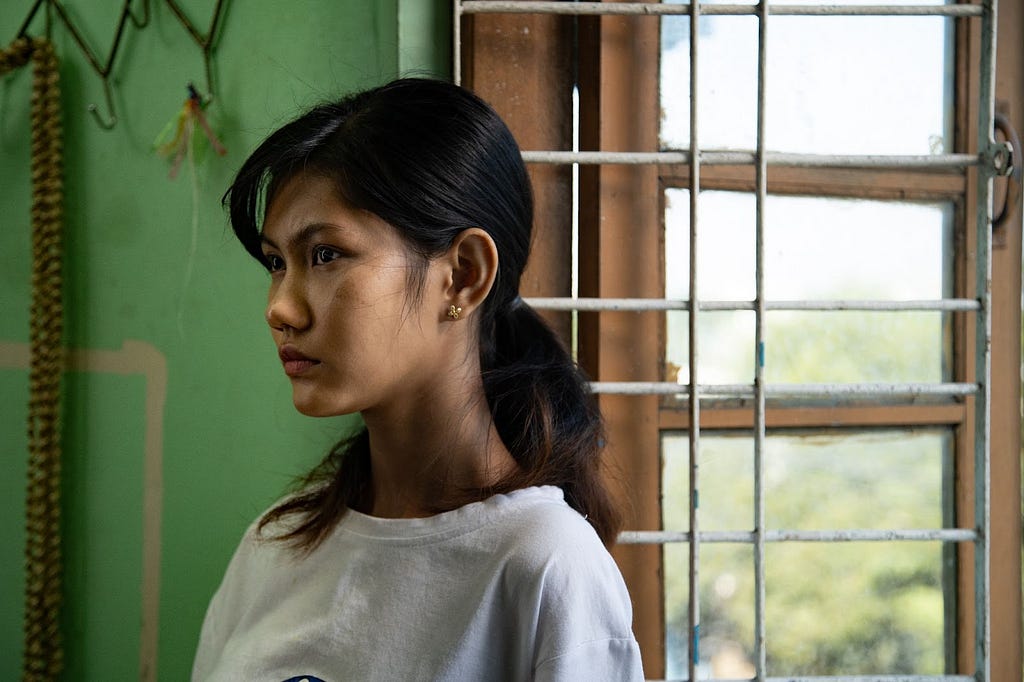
[454,2,1001,680]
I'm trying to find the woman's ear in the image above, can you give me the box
[441,228,498,320]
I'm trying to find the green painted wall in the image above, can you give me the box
[0,1,449,679]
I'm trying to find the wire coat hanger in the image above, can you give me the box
[12,0,228,130]
[163,0,225,103]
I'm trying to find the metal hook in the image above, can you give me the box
[128,0,150,29]
[87,77,117,130]
[164,0,227,103]
[201,52,216,105]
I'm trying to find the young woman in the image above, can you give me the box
[192,78,644,681]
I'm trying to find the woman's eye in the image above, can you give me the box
[312,245,342,266]
[264,254,285,272]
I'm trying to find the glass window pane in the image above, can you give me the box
[664,543,756,679]
[663,433,754,532]
[660,9,953,154]
[662,430,948,532]
[661,15,759,151]
[763,196,952,301]
[664,190,951,300]
[766,543,946,675]
[662,430,952,676]
[765,310,946,383]
[766,431,949,529]
[664,190,952,384]
[667,311,756,385]
[665,190,756,301]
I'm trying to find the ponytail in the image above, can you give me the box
[481,302,621,546]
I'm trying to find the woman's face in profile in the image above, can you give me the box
[259,173,451,418]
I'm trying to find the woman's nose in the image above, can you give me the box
[266,276,311,332]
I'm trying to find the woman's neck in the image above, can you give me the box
[360,367,517,519]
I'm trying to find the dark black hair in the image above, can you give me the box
[224,78,620,548]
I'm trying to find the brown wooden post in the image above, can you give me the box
[956,0,1023,674]
[460,5,575,339]
[989,0,1023,675]
[577,6,666,676]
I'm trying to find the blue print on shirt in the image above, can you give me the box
[281,677,325,682]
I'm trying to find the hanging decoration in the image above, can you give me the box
[155,82,227,179]
[152,82,228,336]
[0,35,65,682]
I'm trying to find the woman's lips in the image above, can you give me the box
[278,345,321,377]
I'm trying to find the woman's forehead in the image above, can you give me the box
[262,173,400,248]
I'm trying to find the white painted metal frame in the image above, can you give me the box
[519,150,981,167]
[454,2,997,681]
[461,1,984,16]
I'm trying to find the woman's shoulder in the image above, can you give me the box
[489,486,604,549]
[485,486,624,585]
[490,487,642,678]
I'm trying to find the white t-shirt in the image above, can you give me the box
[192,486,644,681]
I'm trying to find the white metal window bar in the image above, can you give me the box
[455,1,1006,681]
[460,1,984,16]
[525,297,980,310]
[518,150,983,168]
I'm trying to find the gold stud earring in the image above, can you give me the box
[447,304,462,320]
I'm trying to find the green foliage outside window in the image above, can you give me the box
[664,310,948,677]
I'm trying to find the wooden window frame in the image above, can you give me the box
[457,1,1022,678]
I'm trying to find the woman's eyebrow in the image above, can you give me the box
[260,222,343,251]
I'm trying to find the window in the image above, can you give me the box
[456,1,1021,679]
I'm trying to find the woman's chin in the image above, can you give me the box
[293,401,335,417]
[291,393,354,418]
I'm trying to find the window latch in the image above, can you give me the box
[992,113,1021,235]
